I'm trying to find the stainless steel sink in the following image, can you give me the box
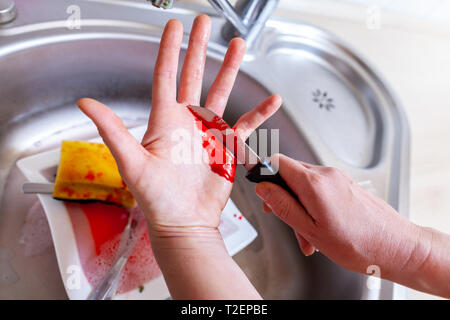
[0,0,410,299]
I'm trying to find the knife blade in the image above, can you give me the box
[187,105,296,197]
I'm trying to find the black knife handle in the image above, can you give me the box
[245,161,297,199]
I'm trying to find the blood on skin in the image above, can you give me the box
[187,107,237,182]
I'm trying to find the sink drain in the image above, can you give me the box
[312,89,335,111]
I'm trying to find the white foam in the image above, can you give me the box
[19,201,53,257]
[80,206,161,294]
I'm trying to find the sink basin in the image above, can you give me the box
[0,0,410,299]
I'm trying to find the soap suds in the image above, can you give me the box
[67,203,162,294]
[19,201,53,257]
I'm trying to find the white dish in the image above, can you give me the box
[16,125,257,300]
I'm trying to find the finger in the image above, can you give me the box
[295,232,316,256]
[233,94,282,140]
[262,201,272,213]
[270,154,314,202]
[78,98,147,184]
[178,15,211,105]
[255,182,315,236]
[299,161,314,169]
[152,19,184,108]
[205,37,246,116]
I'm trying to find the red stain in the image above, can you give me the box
[187,107,236,183]
[238,216,242,220]
[85,170,95,181]
[105,193,121,205]
[67,203,162,294]
[80,202,129,255]
[96,172,103,178]
[65,202,161,293]
[62,187,75,197]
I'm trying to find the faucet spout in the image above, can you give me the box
[207,0,249,36]
[150,0,278,46]
[208,0,279,45]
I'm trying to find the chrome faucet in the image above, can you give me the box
[150,0,279,46]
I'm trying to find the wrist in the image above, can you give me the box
[146,224,258,299]
[373,219,450,298]
[148,222,226,252]
[382,221,433,284]
[404,225,450,297]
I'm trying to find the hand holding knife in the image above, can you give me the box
[187,105,297,198]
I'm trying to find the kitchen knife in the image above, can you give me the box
[187,105,297,198]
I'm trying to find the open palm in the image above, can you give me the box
[78,15,281,238]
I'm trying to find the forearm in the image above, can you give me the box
[383,223,450,298]
[149,227,261,300]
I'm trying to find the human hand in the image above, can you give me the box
[78,16,281,243]
[254,154,428,279]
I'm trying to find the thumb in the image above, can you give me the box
[77,98,147,185]
[255,182,315,236]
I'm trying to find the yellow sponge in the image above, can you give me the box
[53,140,135,208]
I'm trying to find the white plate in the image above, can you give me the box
[16,125,257,300]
